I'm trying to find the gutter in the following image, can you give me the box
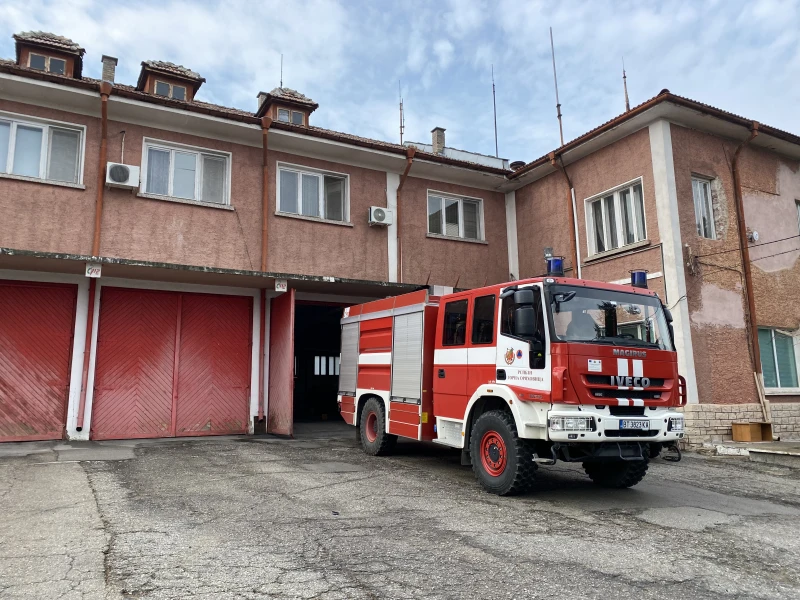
[396,147,416,283]
[258,116,272,423]
[549,153,581,278]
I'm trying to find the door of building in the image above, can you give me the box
[0,281,77,442]
[90,287,252,440]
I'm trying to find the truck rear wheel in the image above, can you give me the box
[583,458,649,488]
[469,410,536,495]
[359,397,396,456]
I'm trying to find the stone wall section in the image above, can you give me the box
[681,402,800,446]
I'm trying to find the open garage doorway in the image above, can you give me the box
[293,303,344,423]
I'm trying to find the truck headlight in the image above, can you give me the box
[669,417,684,432]
[550,416,592,431]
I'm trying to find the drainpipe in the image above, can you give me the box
[549,152,581,278]
[258,117,272,422]
[396,146,416,283]
[76,81,113,432]
[732,122,761,376]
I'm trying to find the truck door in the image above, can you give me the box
[433,296,470,419]
[468,294,498,394]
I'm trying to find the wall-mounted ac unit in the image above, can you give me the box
[368,206,393,226]
[105,163,140,190]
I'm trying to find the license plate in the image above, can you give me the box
[619,419,650,430]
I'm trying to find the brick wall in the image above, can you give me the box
[681,402,800,446]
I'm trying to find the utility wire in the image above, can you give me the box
[694,233,800,258]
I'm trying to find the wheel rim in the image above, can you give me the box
[365,411,378,443]
[480,430,507,476]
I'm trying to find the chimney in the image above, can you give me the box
[101,55,118,83]
[257,91,268,110]
[431,127,446,154]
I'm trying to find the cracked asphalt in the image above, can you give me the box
[1,422,799,599]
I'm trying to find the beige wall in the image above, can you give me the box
[400,176,508,288]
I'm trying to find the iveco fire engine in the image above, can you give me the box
[336,266,686,495]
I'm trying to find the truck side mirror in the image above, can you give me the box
[514,306,535,337]
[514,289,535,306]
[663,306,673,323]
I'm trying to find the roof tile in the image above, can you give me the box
[13,31,85,55]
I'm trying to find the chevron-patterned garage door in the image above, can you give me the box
[91,288,252,440]
[0,281,77,442]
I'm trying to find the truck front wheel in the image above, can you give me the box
[359,397,396,456]
[469,410,536,495]
[583,458,649,488]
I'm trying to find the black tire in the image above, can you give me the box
[359,397,397,456]
[469,410,537,496]
[583,458,649,488]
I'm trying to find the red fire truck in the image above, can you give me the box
[337,270,686,495]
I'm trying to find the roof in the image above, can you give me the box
[508,89,800,179]
[13,31,85,55]
[136,60,205,91]
[256,87,319,116]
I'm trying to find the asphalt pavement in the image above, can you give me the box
[1,422,799,599]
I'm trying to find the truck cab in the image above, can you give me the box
[338,274,686,495]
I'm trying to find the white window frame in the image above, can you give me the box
[692,175,717,240]
[140,137,232,206]
[154,80,187,100]
[0,110,86,186]
[760,327,800,394]
[291,111,304,125]
[584,177,647,256]
[276,161,350,223]
[277,109,291,123]
[28,52,66,75]
[426,190,485,241]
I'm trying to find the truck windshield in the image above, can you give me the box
[548,284,674,351]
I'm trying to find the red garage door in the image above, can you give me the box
[91,287,252,440]
[0,281,77,442]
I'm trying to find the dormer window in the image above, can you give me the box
[277,109,304,125]
[28,53,66,75]
[154,80,187,100]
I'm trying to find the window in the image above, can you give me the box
[759,328,798,389]
[0,114,83,184]
[692,177,716,239]
[154,81,187,100]
[277,109,304,125]
[278,164,347,222]
[142,140,229,204]
[795,200,800,234]
[291,111,304,125]
[278,109,290,123]
[442,300,468,346]
[472,295,496,344]
[28,53,66,75]
[586,181,646,255]
[427,193,482,240]
[314,356,340,376]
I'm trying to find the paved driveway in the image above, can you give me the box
[1,422,799,599]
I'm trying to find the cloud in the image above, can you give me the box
[1,0,798,163]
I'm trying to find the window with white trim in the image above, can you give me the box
[0,114,83,184]
[586,180,646,255]
[692,177,716,239]
[29,53,66,75]
[277,164,347,222]
[142,140,230,205]
[277,109,304,125]
[427,192,482,240]
[154,81,187,101]
[759,328,799,390]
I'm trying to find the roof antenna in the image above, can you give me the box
[280,54,283,88]
[492,64,499,157]
[549,27,564,146]
[399,80,405,145]
[622,56,630,112]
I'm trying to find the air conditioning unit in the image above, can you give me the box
[105,163,140,190]
[368,206,393,226]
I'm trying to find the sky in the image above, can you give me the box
[2,0,799,163]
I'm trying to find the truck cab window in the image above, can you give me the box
[442,299,468,346]
[471,295,495,344]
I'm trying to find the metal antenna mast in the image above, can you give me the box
[492,65,499,157]
[399,81,405,144]
[622,56,630,112]
[549,27,564,146]
[280,54,283,87]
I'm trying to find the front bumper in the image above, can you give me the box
[547,407,684,443]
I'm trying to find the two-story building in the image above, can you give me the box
[1,31,798,445]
